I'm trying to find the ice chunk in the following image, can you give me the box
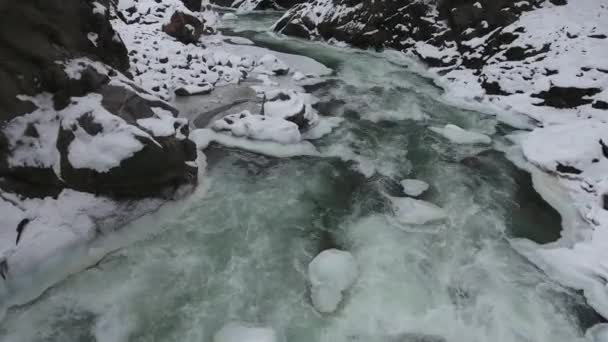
[389,196,447,225]
[400,179,429,197]
[213,322,277,342]
[429,124,491,145]
[308,249,358,313]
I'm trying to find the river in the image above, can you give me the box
[0,11,603,342]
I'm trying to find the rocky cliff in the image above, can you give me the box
[0,0,198,200]
[274,0,608,125]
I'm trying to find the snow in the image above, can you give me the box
[308,249,358,313]
[137,108,187,138]
[522,120,608,174]
[253,54,289,75]
[389,196,447,225]
[92,2,107,16]
[214,322,277,342]
[88,32,99,47]
[428,124,491,145]
[212,110,302,144]
[62,94,150,173]
[0,189,166,320]
[190,128,319,158]
[400,179,429,197]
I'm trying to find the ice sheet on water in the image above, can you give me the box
[428,124,491,145]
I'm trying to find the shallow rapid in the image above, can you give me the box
[0,13,604,342]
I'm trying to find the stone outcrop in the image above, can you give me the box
[0,0,199,199]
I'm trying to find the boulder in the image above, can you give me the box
[162,11,212,45]
[0,1,198,199]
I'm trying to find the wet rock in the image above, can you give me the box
[461,156,483,169]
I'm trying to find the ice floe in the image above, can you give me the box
[400,179,430,197]
[308,249,358,313]
[389,196,447,226]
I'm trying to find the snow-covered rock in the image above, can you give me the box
[190,128,319,157]
[400,179,430,197]
[308,249,358,313]
[214,322,277,342]
[212,110,302,144]
[389,196,447,225]
[262,89,319,129]
[253,54,290,76]
[429,124,492,145]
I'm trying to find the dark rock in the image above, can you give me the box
[0,0,129,124]
[180,0,202,12]
[460,156,483,169]
[162,11,212,44]
[77,113,104,135]
[556,162,582,175]
[588,34,607,39]
[603,193,608,210]
[600,140,608,158]
[532,86,601,108]
[549,0,567,5]
[15,218,30,245]
[56,119,197,198]
[593,100,608,110]
[100,84,178,122]
[481,78,511,96]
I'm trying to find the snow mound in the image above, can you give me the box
[429,124,491,145]
[212,110,301,144]
[308,249,358,313]
[400,179,430,197]
[389,196,447,225]
[214,322,277,342]
[522,120,608,175]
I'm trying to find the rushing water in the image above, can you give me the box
[0,13,605,342]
